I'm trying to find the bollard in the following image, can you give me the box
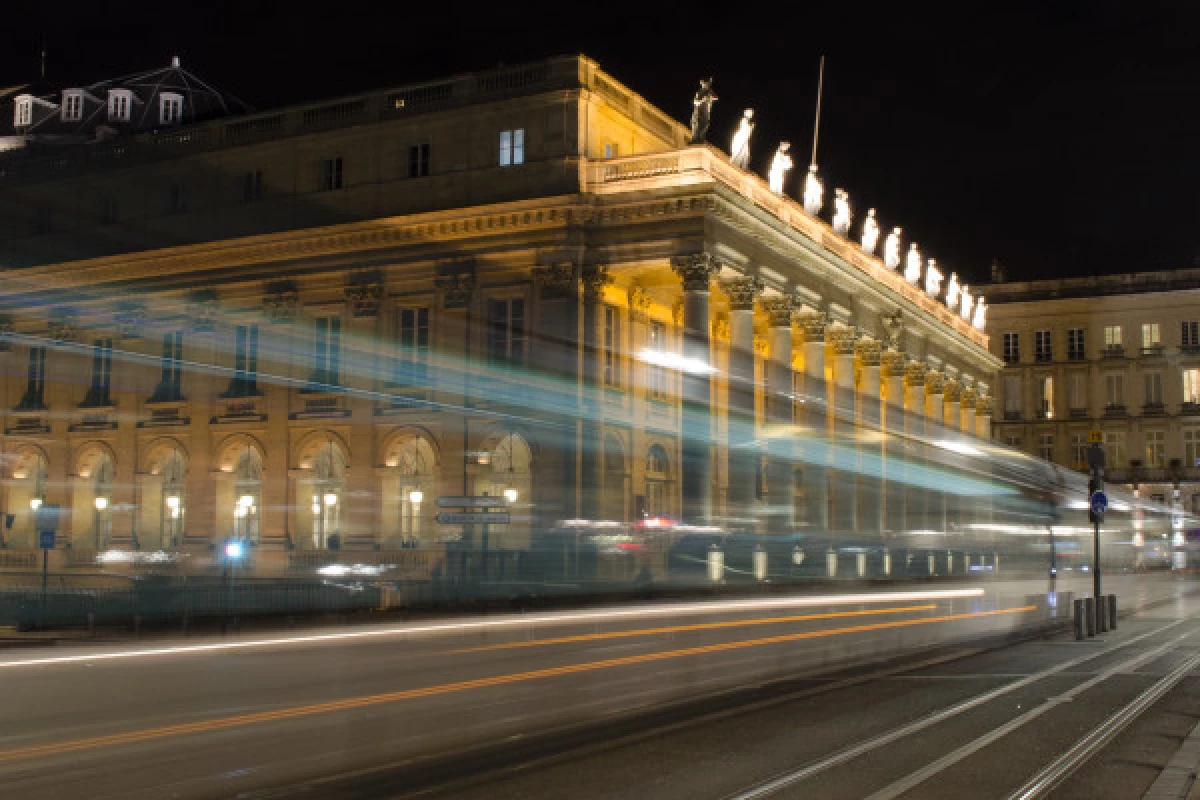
[1108,594,1118,630]
[1085,596,1096,637]
[1074,598,1086,640]
[753,546,768,582]
[707,544,724,584]
[1097,595,1108,633]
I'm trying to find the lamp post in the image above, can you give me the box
[165,495,180,548]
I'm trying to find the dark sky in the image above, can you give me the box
[4,0,1199,285]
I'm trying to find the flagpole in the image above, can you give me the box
[810,55,825,167]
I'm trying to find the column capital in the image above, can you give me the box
[719,276,764,311]
[881,350,907,378]
[943,378,962,403]
[829,325,857,356]
[925,369,945,395]
[581,265,611,303]
[855,337,882,367]
[904,359,927,387]
[671,253,721,291]
[761,295,795,327]
[534,263,577,299]
[960,386,978,410]
[976,395,993,416]
[797,310,830,343]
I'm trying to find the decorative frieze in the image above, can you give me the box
[711,312,730,341]
[753,334,769,357]
[719,276,764,311]
[761,295,794,328]
[960,386,978,410]
[976,395,994,416]
[186,288,219,333]
[670,253,720,292]
[263,279,300,323]
[48,311,78,344]
[345,270,384,317]
[435,269,476,309]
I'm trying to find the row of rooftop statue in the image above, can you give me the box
[689,77,988,332]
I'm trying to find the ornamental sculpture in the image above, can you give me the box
[803,164,823,215]
[768,142,793,196]
[959,285,974,323]
[883,227,902,270]
[832,188,852,237]
[944,273,961,311]
[924,259,943,299]
[861,208,880,255]
[880,309,903,350]
[904,243,922,285]
[730,108,754,169]
[689,77,717,145]
[972,298,988,330]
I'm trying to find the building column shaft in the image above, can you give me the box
[767,321,794,534]
[884,371,907,535]
[831,343,857,534]
[858,356,882,539]
[725,308,757,522]
[801,337,829,533]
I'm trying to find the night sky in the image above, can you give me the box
[3,0,1198,285]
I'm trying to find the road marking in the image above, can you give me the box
[0,605,1031,764]
[725,619,1187,800]
[0,589,985,670]
[456,605,938,653]
[865,634,1194,800]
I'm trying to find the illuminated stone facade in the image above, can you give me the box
[0,56,1000,576]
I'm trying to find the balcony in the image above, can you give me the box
[1181,344,1200,356]
[1066,351,1087,362]
[1002,353,1020,365]
[1069,407,1090,418]
[1003,410,1022,422]
[1141,345,1165,358]
[1034,408,1054,420]
[1103,403,1128,417]
[1181,402,1200,416]
[1102,345,1126,359]
[1142,402,1167,416]
[1034,352,1053,364]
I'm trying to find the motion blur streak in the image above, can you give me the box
[0,604,1033,764]
[455,604,939,652]
[0,589,985,670]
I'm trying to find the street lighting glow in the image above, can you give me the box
[323,493,338,507]
[503,488,518,504]
[94,496,109,511]
[408,490,424,504]
[636,348,716,376]
[29,497,41,511]
[238,495,254,509]
[224,541,244,559]
[165,495,180,510]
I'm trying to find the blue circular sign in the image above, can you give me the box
[1090,491,1108,516]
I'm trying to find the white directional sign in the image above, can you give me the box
[436,496,508,508]
[435,512,510,525]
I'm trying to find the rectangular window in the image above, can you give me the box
[487,298,526,364]
[395,307,430,386]
[1038,433,1054,461]
[1184,321,1199,349]
[1145,372,1163,406]
[159,94,182,125]
[604,142,619,159]
[1068,374,1086,413]
[498,129,525,166]
[1067,328,1086,361]
[1145,430,1166,467]
[108,93,129,121]
[312,317,342,387]
[1002,332,1019,363]
[82,338,113,407]
[1142,322,1161,348]
[15,99,32,126]
[1185,429,1200,468]
[1070,433,1087,470]
[62,93,82,121]
[1004,376,1022,415]
[1185,369,1200,404]
[100,198,118,225]
[1104,325,1123,349]
[18,346,46,410]
[603,306,620,387]
[1005,435,1022,449]
[243,170,263,202]
[223,324,259,397]
[320,157,343,191]
[1035,330,1052,362]
[649,321,668,400]
[1038,376,1054,419]
[152,331,184,402]
[1105,374,1124,407]
[1105,431,1125,467]
[408,143,430,177]
[168,183,186,214]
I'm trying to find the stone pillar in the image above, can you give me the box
[671,254,721,523]
[829,325,858,534]
[960,386,978,436]
[856,337,883,542]
[904,360,927,538]
[798,311,829,534]
[535,264,581,523]
[943,378,962,433]
[925,369,948,541]
[881,350,908,537]
[720,276,763,527]
[580,265,610,521]
[763,295,795,535]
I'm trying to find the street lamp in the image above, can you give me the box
[165,494,181,548]
[94,495,109,549]
[408,489,423,545]
[503,487,518,504]
[29,497,42,511]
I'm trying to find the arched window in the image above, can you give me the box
[645,444,673,518]
[384,435,437,545]
[9,449,48,549]
[159,450,186,549]
[310,442,345,549]
[232,448,262,543]
[603,435,626,522]
[92,455,115,549]
[486,432,532,550]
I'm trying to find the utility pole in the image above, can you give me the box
[1086,430,1107,600]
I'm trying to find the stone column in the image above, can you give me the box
[829,325,858,534]
[960,386,978,436]
[881,350,908,537]
[976,395,993,440]
[671,254,721,523]
[580,265,610,521]
[856,336,883,543]
[904,360,927,538]
[719,276,763,527]
[943,378,962,433]
[925,369,948,543]
[763,295,795,535]
[798,311,830,534]
[535,264,581,523]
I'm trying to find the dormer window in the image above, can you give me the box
[61,90,84,122]
[108,89,132,122]
[13,95,33,128]
[159,92,183,125]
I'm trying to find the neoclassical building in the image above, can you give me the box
[0,55,1000,577]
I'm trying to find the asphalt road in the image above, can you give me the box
[0,574,1191,799]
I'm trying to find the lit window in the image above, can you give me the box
[1104,431,1125,467]
[159,92,183,125]
[1145,430,1165,467]
[1142,322,1161,348]
[499,128,525,167]
[1104,325,1122,348]
[604,306,621,387]
[604,142,620,159]
[61,90,83,122]
[1070,433,1087,470]
[1105,374,1124,407]
[108,89,132,122]
[1184,369,1200,404]
[1185,429,1200,468]
[1039,376,1054,419]
[13,95,33,127]
[1144,372,1163,406]
[648,321,669,400]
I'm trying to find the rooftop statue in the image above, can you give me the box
[945,272,961,310]
[689,77,717,145]
[832,188,852,237]
[883,227,903,270]
[972,298,987,330]
[803,164,823,215]
[924,259,944,299]
[861,209,880,255]
[730,108,755,169]
[960,285,974,322]
[904,243,922,285]
[768,142,794,196]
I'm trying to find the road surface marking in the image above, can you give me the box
[0,588,985,670]
[0,605,1031,764]
[456,605,938,652]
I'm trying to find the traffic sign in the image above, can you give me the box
[38,530,55,550]
[1090,491,1108,517]
[1088,430,1104,444]
[435,496,508,508]
[436,512,510,525]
